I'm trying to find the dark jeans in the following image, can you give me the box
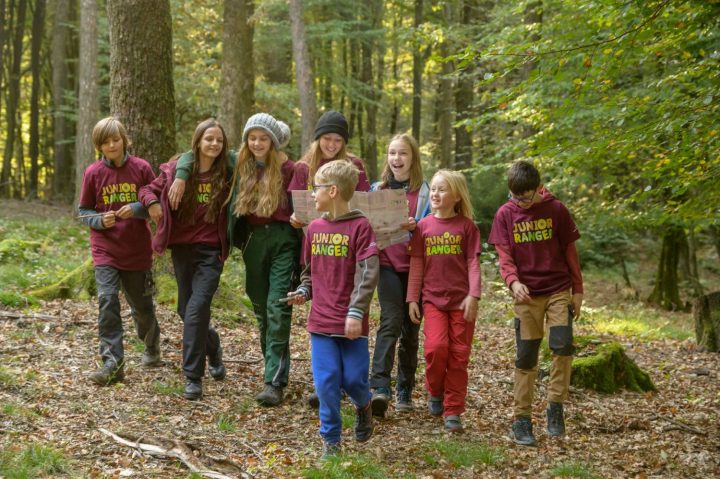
[370,268,420,391]
[95,266,160,366]
[170,244,224,380]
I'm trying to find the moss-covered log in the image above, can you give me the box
[0,238,45,263]
[694,291,720,352]
[28,258,96,300]
[571,342,655,393]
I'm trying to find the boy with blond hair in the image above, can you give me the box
[287,160,379,458]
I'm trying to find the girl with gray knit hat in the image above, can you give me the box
[170,113,299,407]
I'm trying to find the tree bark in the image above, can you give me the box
[51,0,73,200]
[520,0,542,139]
[0,0,7,134]
[107,0,176,170]
[694,291,720,352]
[289,0,317,153]
[411,0,424,142]
[437,3,454,169]
[454,0,475,169]
[28,0,46,199]
[648,226,684,311]
[74,0,98,206]
[219,0,254,148]
[361,0,384,181]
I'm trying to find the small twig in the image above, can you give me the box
[76,212,106,219]
[0,311,57,321]
[223,358,263,364]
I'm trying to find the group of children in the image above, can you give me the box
[79,110,582,456]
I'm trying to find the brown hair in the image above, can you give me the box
[507,160,541,195]
[377,133,424,191]
[92,117,130,157]
[227,139,288,217]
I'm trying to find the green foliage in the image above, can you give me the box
[0,366,18,388]
[216,413,237,433]
[302,453,387,479]
[152,379,185,396]
[340,405,355,429]
[426,439,505,468]
[550,461,599,478]
[572,342,656,393]
[0,443,68,478]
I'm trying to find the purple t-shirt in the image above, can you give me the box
[169,171,221,248]
[408,215,482,310]
[287,155,371,192]
[79,156,155,270]
[379,188,418,272]
[488,197,580,296]
[247,159,295,225]
[304,215,378,336]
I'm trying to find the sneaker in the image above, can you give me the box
[89,362,124,386]
[371,387,391,417]
[428,396,444,417]
[546,401,566,437]
[396,388,413,413]
[444,415,463,433]
[256,384,284,406]
[354,403,374,442]
[208,347,226,380]
[141,350,162,368]
[510,417,537,446]
[321,441,341,460]
[184,378,203,401]
[307,391,320,409]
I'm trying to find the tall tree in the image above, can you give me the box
[361,0,384,180]
[436,3,454,168]
[1,0,28,197]
[51,0,73,200]
[289,0,317,152]
[219,0,254,148]
[28,0,46,199]
[454,0,477,169]
[107,0,176,169]
[74,0,98,205]
[411,0,424,142]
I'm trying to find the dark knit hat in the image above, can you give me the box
[243,113,291,150]
[314,111,349,143]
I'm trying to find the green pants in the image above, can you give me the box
[243,221,299,387]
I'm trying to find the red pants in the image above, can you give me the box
[423,303,476,416]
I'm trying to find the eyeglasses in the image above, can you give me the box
[510,190,536,205]
[312,184,334,193]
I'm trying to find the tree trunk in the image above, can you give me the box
[289,0,317,153]
[694,291,720,352]
[74,0,98,206]
[520,0,542,139]
[361,0,384,181]
[107,0,176,169]
[51,0,73,200]
[1,0,27,198]
[647,226,684,311]
[0,0,7,147]
[679,228,704,298]
[28,0,46,199]
[437,3,454,169]
[219,0,254,149]
[411,0,423,142]
[454,0,475,169]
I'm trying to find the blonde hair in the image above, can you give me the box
[227,139,288,217]
[431,169,474,220]
[298,138,349,183]
[92,117,130,156]
[378,133,423,191]
[315,160,359,202]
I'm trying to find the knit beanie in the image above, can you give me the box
[313,111,349,143]
[242,113,291,150]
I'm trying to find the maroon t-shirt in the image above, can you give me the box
[304,215,378,336]
[487,195,580,296]
[408,215,482,310]
[169,171,221,248]
[79,156,155,270]
[247,159,295,225]
[379,188,418,272]
[287,155,371,192]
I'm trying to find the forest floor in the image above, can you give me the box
[1,199,719,478]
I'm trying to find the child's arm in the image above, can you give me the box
[78,207,109,230]
[495,244,531,303]
[407,255,424,324]
[461,253,482,322]
[345,254,380,339]
[138,173,167,226]
[287,263,312,305]
[566,242,583,318]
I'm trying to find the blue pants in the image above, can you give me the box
[311,333,371,445]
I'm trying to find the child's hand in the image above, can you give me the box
[168,178,186,210]
[409,302,422,324]
[345,317,362,339]
[115,204,133,219]
[401,216,417,232]
[101,212,116,228]
[571,293,583,319]
[148,203,162,226]
[283,291,306,305]
[510,281,531,303]
[461,295,479,322]
[289,213,306,229]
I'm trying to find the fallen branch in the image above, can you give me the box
[0,310,58,321]
[223,357,263,364]
[98,428,250,479]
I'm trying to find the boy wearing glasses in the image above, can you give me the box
[286,160,379,458]
[488,160,583,447]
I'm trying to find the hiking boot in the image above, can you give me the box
[510,417,537,446]
[354,403,374,442]
[546,401,566,437]
[256,384,284,407]
[89,362,124,386]
[396,388,413,413]
[321,441,341,460]
[428,396,444,417]
[444,415,463,433]
[184,378,203,401]
[371,387,391,417]
[307,391,320,409]
[141,350,162,368]
[208,347,226,380]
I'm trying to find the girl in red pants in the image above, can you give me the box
[407,169,482,433]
